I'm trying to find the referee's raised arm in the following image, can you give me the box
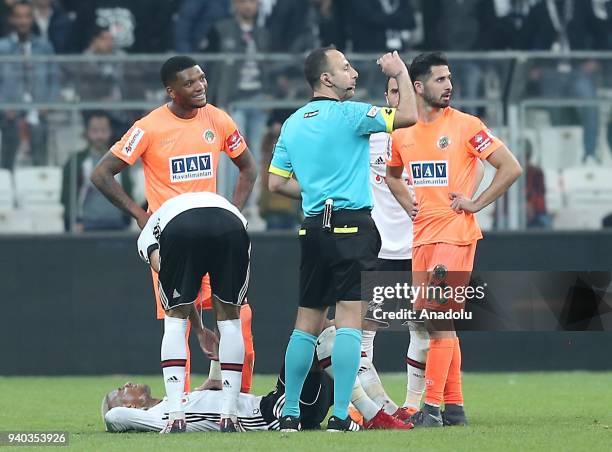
[270,46,416,433]
[377,51,418,129]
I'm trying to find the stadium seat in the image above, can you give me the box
[475,161,496,231]
[13,166,62,207]
[562,166,612,206]
[0,208,34,233]
[553,207,608,230]
[0,168,14,210]
[554,167,612,229]
[22,205,64,234]
[543,168,562,215]
[536,126,583,170]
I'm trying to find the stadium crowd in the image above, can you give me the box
[1,0,612,232]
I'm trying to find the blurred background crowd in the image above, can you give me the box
[1,0,612,233]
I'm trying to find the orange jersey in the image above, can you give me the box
[388,107,503,247]
[111,103,247,211]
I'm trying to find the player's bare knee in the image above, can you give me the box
[165,304,192,319]
[212,296,240,321]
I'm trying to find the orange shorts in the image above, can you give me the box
[412,242,476,312]
[153,271,212,320]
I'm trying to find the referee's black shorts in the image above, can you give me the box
[157,207,250,311]
[298,208,381,308]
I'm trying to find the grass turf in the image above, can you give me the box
[0,372,610,451]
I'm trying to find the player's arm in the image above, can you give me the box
[230,148,258,210]
[450,145,522,213]
[268,173,302,200]
[472,159,485,197]
[91,152,150,228]
[386,164,418,220]
[377,51,417,129]
[267,129,301,199]
[105,407,163,433]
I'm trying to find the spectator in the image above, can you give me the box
[422,0,497,113]
[483,0,535,50]
[345,0,416,53]
[524,139,552,229]
[519,0,602,163]
[0,0,17,37]
[0,0,60,169]
[266,0,344,52]
[258,115,300,230]
[174,0,230,53]
[67,0,175,53]
[31,0,73,53]
[208,0,270,158]
[61,111,133,232]
[75,25,124,102]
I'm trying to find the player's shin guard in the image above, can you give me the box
[332,328,362,420]
[282,329,317,418]
[405,321,429,409]
[217,319,244,420]
[443,338,463,405]
[358,354,398,415]
[423,338,455,407]
[161,316,188,420]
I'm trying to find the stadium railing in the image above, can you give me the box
[0,51,611,232]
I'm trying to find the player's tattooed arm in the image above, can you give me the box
[91,152,150,228]
[386,164,418,219]
[231,148,258,210]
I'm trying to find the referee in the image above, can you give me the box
[268,47,417,432]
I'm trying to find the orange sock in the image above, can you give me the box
[424,338,455,407]
[443,338,463,405]
[240,304,255,393]
[184,322,192,392]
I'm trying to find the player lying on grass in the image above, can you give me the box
[103,326,412,432]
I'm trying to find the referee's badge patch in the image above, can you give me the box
[304,110,319,118]
[203,129,216,143]
[366,106,380,118]
[437,136,451,150]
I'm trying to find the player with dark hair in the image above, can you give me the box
[268,46,417,432]
[386,52,522,427]
[91,56,258,432]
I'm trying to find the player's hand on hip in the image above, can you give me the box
[377,50,408,78]
[408,198,419,220]
[449,192,479,214]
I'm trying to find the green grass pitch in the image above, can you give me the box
[0,372,610,451]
